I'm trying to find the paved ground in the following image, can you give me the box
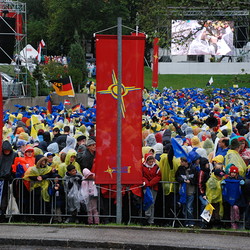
[0,224,249,250]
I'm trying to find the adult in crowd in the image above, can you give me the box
[0,141,17,220]
[215,137,229,157]
[56,125,71,152]
[224,138,247,176]
[77,139,96,172]
[175,156,198,227]
[51,127,61,143]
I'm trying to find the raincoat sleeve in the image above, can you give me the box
[149,167,161,187]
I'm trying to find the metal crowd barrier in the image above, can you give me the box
[2,178,246,228]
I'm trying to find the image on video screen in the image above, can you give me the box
[171,20,234,56]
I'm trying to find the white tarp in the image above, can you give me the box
[20,44,38,59]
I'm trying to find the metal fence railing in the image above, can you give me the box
[2,179,247,229]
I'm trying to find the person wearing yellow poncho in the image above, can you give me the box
[159,153,180,195]
[159,145,180,220]
[224,138,247,177]
[58,149,82,178]
[89,81,96,98]
[23,155,54,215]
[206,169,225,228]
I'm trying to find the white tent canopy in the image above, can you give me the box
[20,44,38,60]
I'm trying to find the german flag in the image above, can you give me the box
[50,76,75,97]
[72,103,81,112]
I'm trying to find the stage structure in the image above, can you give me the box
[155,8,250,74]
[0,0,28,97]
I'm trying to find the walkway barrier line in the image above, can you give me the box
[3,178,246,228]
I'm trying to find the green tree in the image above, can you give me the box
[21,0,250,56]
[42,61,68,94]
[68,67,84,93]
[26,18,47,47]
[33,65,49,96]
[68,31,86,92]
[26,71,36,97]
[45,0,132,54]
[21,0,48,46]
[42,61,67,79]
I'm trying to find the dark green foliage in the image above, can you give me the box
[32,65,49,96]
[27,71,36,97]
[68,31,87,92]
[68,67,84,93]
[42,61,67,80]
[68,32,85,70]
[20,0,249,54]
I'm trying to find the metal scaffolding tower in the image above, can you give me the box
[0,0,28,97]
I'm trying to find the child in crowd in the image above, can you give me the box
[206,169,225,229]
[142,153,161,225]
[63,164,83,223]
[222,165,245,229]
[44,152,55,167]
[58,149,81,178]
[81,168,99,225]
[198,157,211,228]
[212,162,224,173]
[175,157,197,227]
[49,174,65,223]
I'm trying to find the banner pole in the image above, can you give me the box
[116,17,122,224]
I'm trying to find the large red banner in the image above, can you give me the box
[152,38,159,88]
[95,33,145,184]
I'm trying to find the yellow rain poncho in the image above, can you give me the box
[23,156,52,202]
[58,149,81,178]
[206,173,223,218]
[77,125,89,140]
[33,147,44,156]
[225,149,247,177]
[159,153,180,195]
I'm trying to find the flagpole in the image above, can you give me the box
[116,17,122,224]
[69,76,75,97]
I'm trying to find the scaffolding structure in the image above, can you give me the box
[0,0,28,97]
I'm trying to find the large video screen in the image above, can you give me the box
[171,20,234,56]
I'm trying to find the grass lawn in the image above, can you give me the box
[144,67,250,90]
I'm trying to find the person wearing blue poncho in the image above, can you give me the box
[221,165,245,229]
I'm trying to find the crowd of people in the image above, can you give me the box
[40,55,69,65]
[0,86,250,229]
